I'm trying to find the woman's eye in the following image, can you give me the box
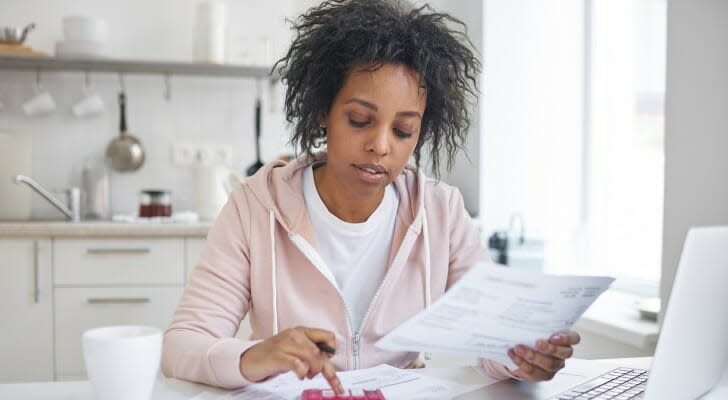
[348,118,369,128]
[394,128,413,138]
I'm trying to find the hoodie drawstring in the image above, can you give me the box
[270,209,279,335]
[422,211,432,361]
[422,212,431,308]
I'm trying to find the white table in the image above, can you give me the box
[2,358,727,399]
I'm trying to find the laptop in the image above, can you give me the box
[455,226,728,399]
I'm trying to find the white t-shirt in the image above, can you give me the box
[302,164,399,331]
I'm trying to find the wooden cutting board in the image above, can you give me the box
[0,44,47,56]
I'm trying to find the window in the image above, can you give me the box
[480,0,666,294]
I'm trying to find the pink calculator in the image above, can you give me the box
[300,388,385,400]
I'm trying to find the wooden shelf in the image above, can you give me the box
[0,54,278,80]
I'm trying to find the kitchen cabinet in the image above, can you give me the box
[0,231,254,382]
[54,286,183,380]
[0,239,54,382]
[52,238,186,380]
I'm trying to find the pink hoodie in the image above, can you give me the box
[162,153,514,389]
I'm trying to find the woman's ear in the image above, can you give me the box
[317,113,328,128]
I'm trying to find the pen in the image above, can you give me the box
[316,342,336,355]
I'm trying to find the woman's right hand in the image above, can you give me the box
[239,326,344,394]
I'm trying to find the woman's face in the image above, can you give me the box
[321,63,426,199]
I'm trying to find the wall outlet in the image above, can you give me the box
[172,143,196,166]
[175,143,233,167]
[193,144,233,166]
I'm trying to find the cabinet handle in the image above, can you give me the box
[86,248,151,255]
[33,241,40,303]
[87,297,151,304]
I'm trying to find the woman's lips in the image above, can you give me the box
[353,164,387,184]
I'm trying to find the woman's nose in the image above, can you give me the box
[364,126,390,156]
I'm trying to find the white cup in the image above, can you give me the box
[73,93,104,117]
[22,90,56,116]
[82,325,162,400]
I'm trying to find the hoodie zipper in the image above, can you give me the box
[355,229,415,357]
[287,232,358,369]
[289,228,418,370]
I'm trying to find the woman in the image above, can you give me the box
[161,0,580,393]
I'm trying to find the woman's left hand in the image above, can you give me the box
[507,330,581,381]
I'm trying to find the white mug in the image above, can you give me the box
[82,325,162,400]
[73,93,104,117]
[22,90,56,116]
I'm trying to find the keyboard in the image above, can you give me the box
[552,367,649,399]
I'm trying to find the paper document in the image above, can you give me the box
[376,263,614,370]
[219,364,474,400]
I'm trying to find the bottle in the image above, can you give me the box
[82,157,111,220]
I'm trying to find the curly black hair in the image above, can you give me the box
[274,0,481,178]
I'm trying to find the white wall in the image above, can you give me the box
[0,0,298,218]
[661,0,728,313]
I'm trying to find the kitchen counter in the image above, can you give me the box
[0,221,212,238]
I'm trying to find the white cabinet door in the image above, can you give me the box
[0,239,53,382]
[54,286,183,380]
[185,238,206,281]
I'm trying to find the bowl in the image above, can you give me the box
[62,16,108,42]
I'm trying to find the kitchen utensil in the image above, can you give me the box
[0,23,35,45]
[246,94,263,176]
[105,91,145,172]
[0,131,32,220]
[139,189,172,218]
[194,165,242,220]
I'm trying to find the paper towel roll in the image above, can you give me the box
[194,0,227,63]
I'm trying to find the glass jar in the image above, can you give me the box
[139,189,172,218]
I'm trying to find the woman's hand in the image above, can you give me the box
[507,331,581,381]
[239,326,344,394]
